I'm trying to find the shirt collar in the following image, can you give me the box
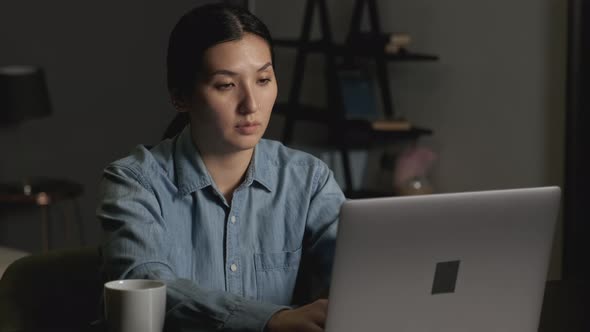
[174,125,275,196]
[250,141,274,192]
[174,125,213,195]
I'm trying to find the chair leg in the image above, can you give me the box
[62,203,72,246]
[40,206,50,253]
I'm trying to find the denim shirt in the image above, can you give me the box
[97,125,345,332]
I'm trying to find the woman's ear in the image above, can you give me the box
[169,90,189,112]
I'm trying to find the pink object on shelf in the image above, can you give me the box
[393,146,437,191]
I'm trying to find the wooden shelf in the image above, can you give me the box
[274,38,439,61]
[338,124,432,148]
[274,103,335,123]
[273,103,433,148]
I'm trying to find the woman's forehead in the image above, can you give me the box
[202,33,272,74]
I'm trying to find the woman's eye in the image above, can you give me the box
[258,78,272,85]
[215,83,234,90]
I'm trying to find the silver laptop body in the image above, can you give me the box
[325,187,560,332]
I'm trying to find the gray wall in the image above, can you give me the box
[0,0,566,276]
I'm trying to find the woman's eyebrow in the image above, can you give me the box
[210,62,273,77]
[258,62,273,72]
[210,69,238,77]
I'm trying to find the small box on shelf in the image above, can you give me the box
[371,119,412,131]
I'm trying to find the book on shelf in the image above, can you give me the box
[384,43,409,54]
[388,33,411,47]
[336,66,413,130]
[371,119,412,131]
[337,67,380,121]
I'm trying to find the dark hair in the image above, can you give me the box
[167,3,274,101]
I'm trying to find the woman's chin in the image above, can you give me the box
[228,135,261,151]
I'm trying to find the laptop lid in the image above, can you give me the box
[325,187,560,332]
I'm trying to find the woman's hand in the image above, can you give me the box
[266,299,328,332]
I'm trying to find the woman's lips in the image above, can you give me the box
[236,121,261,135]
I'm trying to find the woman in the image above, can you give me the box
[98,4,344,332]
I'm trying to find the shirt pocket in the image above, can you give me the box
[254,247,302,305]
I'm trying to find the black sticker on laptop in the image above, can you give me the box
[431,260,460,294]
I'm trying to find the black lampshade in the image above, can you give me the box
[0,65,52,125]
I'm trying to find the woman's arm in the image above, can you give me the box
[98,165,287,332]
[303,161,347,297]
[264,161,345,331]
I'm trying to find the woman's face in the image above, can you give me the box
[186,33,277,154]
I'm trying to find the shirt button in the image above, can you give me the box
[230,216,237,224]
[230,264,238,272]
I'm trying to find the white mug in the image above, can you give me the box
[104,279,167,332]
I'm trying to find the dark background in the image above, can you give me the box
[0,0,567,281]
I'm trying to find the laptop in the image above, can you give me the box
[325,186,560,332]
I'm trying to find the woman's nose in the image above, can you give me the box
[239,85,259,114]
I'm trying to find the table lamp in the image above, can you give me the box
[0,66,85,250]
[0,65,54,195]
[0,65,52,126]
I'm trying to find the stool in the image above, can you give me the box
[0,178,84,252]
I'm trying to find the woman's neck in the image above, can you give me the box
[195,142,254,203]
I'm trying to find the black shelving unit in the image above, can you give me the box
[273,0,438,197]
